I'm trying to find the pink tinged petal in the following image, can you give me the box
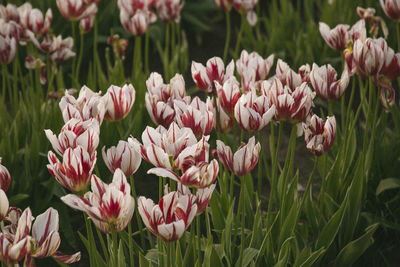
[0,189,9,220]
[196,183,216,214]
[32,208,59,247]
[246,10,257,26]
[216,140,234,172]
[8,236,31,262]
[148,168,180,183]
[53,251,81,264]
[157,220,185,241]
[14,208,33,244]
[32,231,61,258]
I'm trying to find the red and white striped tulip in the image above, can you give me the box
[129,122,197,170]
[380,46,400,81]
[216,136,261,176]
[47,146,97,192]
[353,37,387,78]
[174,97,215,139]
[262,78,314,123]
[61,169,135,233]
[0,189,8,221]
[236,50,274,82]
[138,191,197,241]
[45,118,100,156]
[156,0,183,23]
[215,76,241,116]
[234,89,275,131]
[103,84,136,121]
[275,59,303,91]
[56,0,98,21]
[59,85,106,124]
[0,158,11,192]
[0,4,20,22]
[380,0,400,21]
[119,9,152,36]
[216,98,234,133]
[102,140,141,177]
[0,35,17,64]
[303,115,336,156]
[191,57,234,94]
[145,73,188,127]
[310,63,350,101]
[319,22,350,51]
[18,3,52,36]
[233,0,258,26]
[298,63,311,83]
[79,14,95,33]
[215,0,233,11]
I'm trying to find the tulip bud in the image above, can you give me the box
[0,189,9,221]
[380,0,400,21]
[0,35,17,64]
[303,115,336,156]
[0,158,11,192]
[103,84,136,121]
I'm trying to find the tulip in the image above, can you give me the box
[0,35,17,64]
[120,9,152,36]
[353,38,387,78]
[216,136,261,176]
[18,3,52,36]
[145,72,188,127]
[215,0,233,11]
[79,14,94,33]
[103,84,136,121]
[380,46,400,81]
[303,115,336,156]
[0,158,11,192]
[191,57,234,94]
[298,63,311,83]
[236,50,274,82]
[45,118,100,156]
[216,98,234,133]
[234,89,275,131]
[102,140,142,177]
[61,169,135,233]
[275,59,303,91]
[156,0,184,23]
[310,63,350,101]
[319,22,350,51]
[129,122,197,170]
[0,4,20,22]
[215,76,241,116]
[380,0,400,21]
[138,191,197,241]
[56,0,98,21]
[0,189,8,221]
[233,0,258,26]
[47,146,97,192]
[174,97,215,138]
[263,78,314,123]
[107,34,129,60]
[59,85,106,124]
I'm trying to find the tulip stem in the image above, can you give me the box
[397,23,400,52]
[111,226,118,267]
[2,64,7,101]
[234,14,245,58]
[223,11,231,62]
[196,215,202,263]
[93,19,98,88]
[130,176,147,249]
[257,131,263,197]
[346,77,356,129]
[96,228,109,264]
[75,31,84,85]
[164,23,170,80]
[298,156,318,218]
[145,32,149,75]
[239,176,246,267]
[132,36,142,81]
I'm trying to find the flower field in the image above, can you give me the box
[1,0,400,266]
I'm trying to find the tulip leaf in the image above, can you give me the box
[298,247,326,267]
[333,223,379,267]
[8,193,29,206]
[118,240,127,267]
[376,178,400,196]
[274,236,295,267]
[234,248,259,267]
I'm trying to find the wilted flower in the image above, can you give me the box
[36,34,76,63]
[0,35,17,64]
[234,89,275,131]
[18,3,52,36]
[25,55,47,85]
[0,189,8,221]
[380,0,400,21]
[138,191,197,241]
[156,0,184,23]
[310,63,350,101]
[47,146,97,192]
[61,169,135,233]
[102,140,142,177]
[303,115,336,156]
[0,158,11,192]
[191,57,234,94]
[107,34,129,60]
[233,0,258,26]
[357,6,388,38]
[129,122,197,170]
[45,118,100,156]
[145,72,188,127]
[216,136,261,176]
[56,0,98,21]
[174,97,215,138]
[262,78,314,123]
[59,85,106,124]
[103,84,136,121]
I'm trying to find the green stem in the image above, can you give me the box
[130,176,146,248]
[223,11,231,61]
[397,22,400,52]
[2,64,7,102]
[239,176,246,266]
[196,215,201,264]
[93,19,98,88]
[71,21,77,79]
[164,23,170,80]
[96,228,109,264]
[84,215,95,266]
[327,101,333,116]
[145,32,150,74]
[257,131,264,197]
[111,226,118,267]
[132,36,142,81]
[345,77,356,129]
[298,156,318,212]
[75,31,84,85]
[234,14,245,58]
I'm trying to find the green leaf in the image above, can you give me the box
[298,248,326,267]
[235,248,259,267]
[376,178,400,196]
[333,223,379,267]
[117,240,127,267]
[274,236,294,267]
[8,194,29,206]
